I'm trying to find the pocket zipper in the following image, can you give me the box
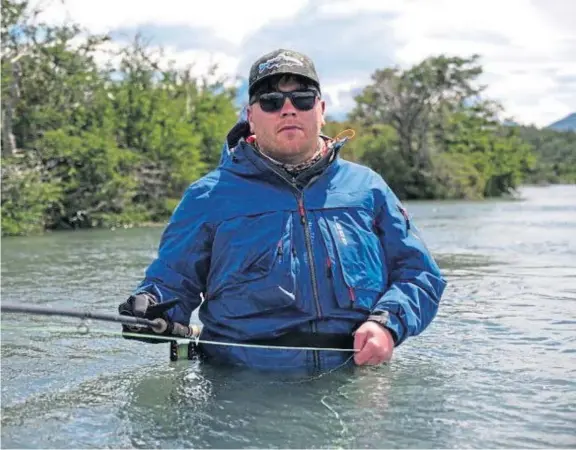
[348,286,355,302]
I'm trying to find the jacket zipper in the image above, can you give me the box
[321,214,354,305]
[261,161,327,372]
[297,195,322,371]
[297,197,322,318]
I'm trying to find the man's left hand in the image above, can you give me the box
[353,321,394,365]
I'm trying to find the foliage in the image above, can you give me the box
[1,153,62,235]
[348,55,539,199]
[516,126,576,184]
[1,0,238,235]
[321,119,366,162]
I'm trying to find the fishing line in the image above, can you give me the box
[321,393,349,438]
[1,303,359,353]
[0,322,358,353]
[0,322,357,380]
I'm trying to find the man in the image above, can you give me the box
[119,49,447,372]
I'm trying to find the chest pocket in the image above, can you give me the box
[319,209,387,311]
[207,211,293,299]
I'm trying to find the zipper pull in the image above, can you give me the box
[277,240,283,262]
[298,199,306,225]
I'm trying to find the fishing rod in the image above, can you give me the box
[1,302,358,362]
[0,303,200,339]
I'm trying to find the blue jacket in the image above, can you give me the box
[134,122,447,372]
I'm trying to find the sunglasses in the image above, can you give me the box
[253,90,318,113]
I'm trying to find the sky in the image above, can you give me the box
[34,0,576,127]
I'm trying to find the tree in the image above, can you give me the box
[517,126,576,184]
[347,54,536,199]
[438,102,535,198]
[1,0,239,235]
[350,55,484,190]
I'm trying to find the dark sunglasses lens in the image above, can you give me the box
[259,93,285,112]
[291,92,316,111]
[258,91,317,112]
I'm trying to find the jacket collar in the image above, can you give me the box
[220,119,350,188]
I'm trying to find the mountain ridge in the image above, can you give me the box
[546,113,576,131]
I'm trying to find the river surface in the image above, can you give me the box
[1,185,575,449]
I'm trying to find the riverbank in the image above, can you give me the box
[4,183,574,239]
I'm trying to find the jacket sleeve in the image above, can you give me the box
[372,180,447,346]
[133,184,213,325]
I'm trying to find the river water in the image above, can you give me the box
[1,185,575,449]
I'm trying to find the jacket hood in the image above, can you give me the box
[219,106,250,165]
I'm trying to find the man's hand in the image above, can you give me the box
[118,293,157,331]
[118,293,174,343]
[353,321,394,365]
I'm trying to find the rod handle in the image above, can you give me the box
[150,319,201,338]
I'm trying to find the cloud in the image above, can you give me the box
[428,30,511,47]
[237,1,398,115]
[390,0,576,126]
[531,0,576,35]
[34,0,308,42]
[108,24,235,53]
[31,0,576,127]
[102,24,241,83]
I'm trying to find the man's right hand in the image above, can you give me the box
[118,292,171,343]
[119,293,155,322]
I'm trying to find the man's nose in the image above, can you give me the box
[280,96,297,116]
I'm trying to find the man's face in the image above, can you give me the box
[247,76,326,163]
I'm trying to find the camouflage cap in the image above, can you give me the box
[248,49,321,96]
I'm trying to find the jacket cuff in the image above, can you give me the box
[372,309,406,347]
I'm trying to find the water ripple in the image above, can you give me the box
[2,186,576,448]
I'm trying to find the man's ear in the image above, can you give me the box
[246,106,255,133]
[320,99,326,127]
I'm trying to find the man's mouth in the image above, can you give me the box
[278,125,302,132]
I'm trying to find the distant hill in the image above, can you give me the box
[547,113,576,131]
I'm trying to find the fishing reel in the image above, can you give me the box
[142,299,202,362]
